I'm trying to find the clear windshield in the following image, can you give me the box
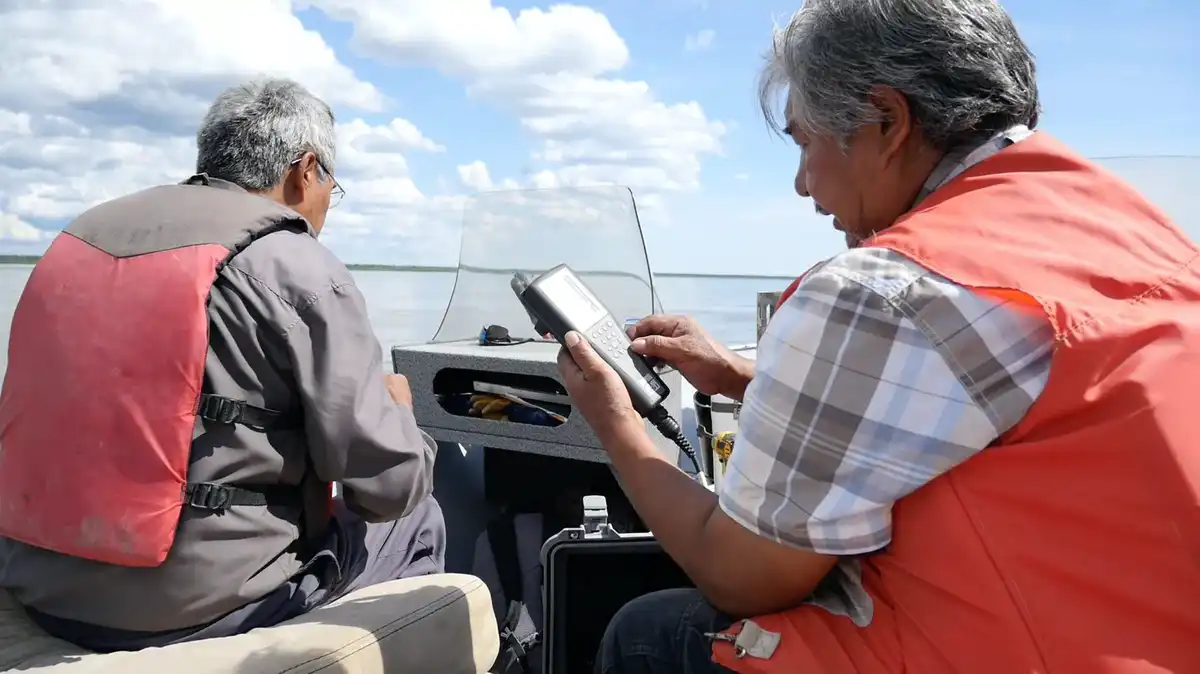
[432,186,663,342]
[1095,156,1197,234]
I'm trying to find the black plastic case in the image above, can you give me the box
[540,496,694,674]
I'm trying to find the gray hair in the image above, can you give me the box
[758,0,1040,151]
[195,78,337,191]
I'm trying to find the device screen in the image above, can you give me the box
[537,268,610,332]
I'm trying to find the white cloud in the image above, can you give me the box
[0,0,445,247]
[329,118,446,231]
[0,211,47,243]
[2,115,196,223]
[304,0,726,195]
[684,29,716,52]
[342,118,446,156]
[457,161,520,192]
[0,0,728,258]
[0,1,382,118]
[299,0,629,79]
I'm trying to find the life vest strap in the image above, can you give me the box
[183,481,301,512]
[196,394,301,431]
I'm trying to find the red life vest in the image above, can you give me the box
[714,132,1200,673]
[0,174,320,568]
[776,277,804,310]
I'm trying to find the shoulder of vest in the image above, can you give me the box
[64,183,312,259]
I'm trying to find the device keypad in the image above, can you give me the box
[590,318,629,359]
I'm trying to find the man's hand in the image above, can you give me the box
[628,315,755,400]
[558,329,835,618]
[556,332,646,446]
[385,373,413,407]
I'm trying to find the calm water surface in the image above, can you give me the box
[0,265,792,378]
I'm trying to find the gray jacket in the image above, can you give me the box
[0,180,435,632]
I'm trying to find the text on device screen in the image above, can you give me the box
[539,269,610,331]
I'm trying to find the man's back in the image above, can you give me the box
[0,215,433,635]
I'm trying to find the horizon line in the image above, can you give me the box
[0,254,796,282]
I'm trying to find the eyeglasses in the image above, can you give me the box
[290,155,345,209]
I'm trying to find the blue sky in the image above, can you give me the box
[1,0,1197,276]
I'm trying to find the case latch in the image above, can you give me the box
[581,494,611,537]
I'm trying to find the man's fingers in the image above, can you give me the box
[628,314,685,339]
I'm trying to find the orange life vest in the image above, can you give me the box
[714,132,1200,674]
[0,175,325,567]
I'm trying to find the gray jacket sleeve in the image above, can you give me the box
[284,280,436,522]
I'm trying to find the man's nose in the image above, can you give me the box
[794,170,809,198]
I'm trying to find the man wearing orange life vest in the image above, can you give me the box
[556,1,1200,673]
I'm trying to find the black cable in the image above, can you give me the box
[646,406,702,475]
[482,337,535,347]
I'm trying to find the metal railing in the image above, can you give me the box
[756,291,783,342]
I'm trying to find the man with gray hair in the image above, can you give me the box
[556,0,1199,673]
[0,78,444,651]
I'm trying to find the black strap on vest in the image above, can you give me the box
[183,482,300,511]
[195,394,301,432]
[186,394,305,513]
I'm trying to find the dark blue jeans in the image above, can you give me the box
[596,588,737,674]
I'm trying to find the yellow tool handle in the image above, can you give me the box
[713,431,736,465]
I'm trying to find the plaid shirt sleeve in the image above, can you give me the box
[718,248,1055,555]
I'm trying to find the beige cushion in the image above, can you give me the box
[0,573,499,673]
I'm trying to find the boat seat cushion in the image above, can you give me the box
[0,573,498,673]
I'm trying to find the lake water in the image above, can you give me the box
[0,265,793,377]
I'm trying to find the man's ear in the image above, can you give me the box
[869,86,914,166]
[296,152,320,189]
[282,152,318,205]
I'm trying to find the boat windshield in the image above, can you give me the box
[432,186,663,343]
[1095,156,1197,233]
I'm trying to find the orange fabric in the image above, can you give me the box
[714,132,1200,674]
[0,234,227,567]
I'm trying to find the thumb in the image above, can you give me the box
[564,331,605,373]
[630,334,676,358]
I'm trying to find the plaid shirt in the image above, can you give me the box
[719,126,1055,556]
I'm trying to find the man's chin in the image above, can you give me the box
[831,218,860,249]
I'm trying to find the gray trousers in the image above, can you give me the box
[32,496,446,652]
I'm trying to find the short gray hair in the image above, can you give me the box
[195,78,337,191]
[758,0,1040,151]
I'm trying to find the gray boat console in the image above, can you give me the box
[391,339,684,467]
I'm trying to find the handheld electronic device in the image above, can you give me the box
[511,264,702,476]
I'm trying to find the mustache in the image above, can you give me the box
[814,203,832,216]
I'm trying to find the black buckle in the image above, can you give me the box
[498,602,539,671]
[199,396,244,425]
[185,483,233,511]
[501,628,527,662]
